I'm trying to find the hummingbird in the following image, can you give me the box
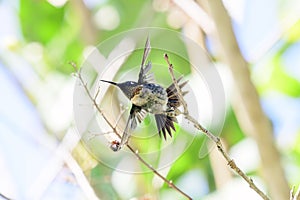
[101,37,188,151]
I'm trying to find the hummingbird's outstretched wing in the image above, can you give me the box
[118,104,147,149]
[138,37,155,84]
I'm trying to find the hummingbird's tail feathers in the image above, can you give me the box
[166,76,188,109]
[155,76,188,139]
[155,114,177,140]
[155,77,188,139]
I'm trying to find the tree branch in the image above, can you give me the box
[164,54,270,200]
[70,62,192,200]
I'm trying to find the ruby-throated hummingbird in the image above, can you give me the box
[101,37,187,151]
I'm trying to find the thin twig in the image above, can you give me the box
[291,185,300,200]
[164,54,188,115]
[0,193,12,200]
[295,185,300,200]
[164,55,270,200]
[87,130,114,141]
[291,186,295,200]
[71,62,192,200]
[94,86,101,100]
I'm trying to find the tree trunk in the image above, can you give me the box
[205,0,289,199]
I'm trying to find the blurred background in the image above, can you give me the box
[1,0,300,199]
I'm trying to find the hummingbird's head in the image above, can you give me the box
[101,80,138,100]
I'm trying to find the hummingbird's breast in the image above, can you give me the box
[131,83,167,114]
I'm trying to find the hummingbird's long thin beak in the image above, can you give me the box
[100,80,117,85]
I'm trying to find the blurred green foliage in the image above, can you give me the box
[19,0,65,44]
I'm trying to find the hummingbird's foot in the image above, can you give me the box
[110,140,121,152]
